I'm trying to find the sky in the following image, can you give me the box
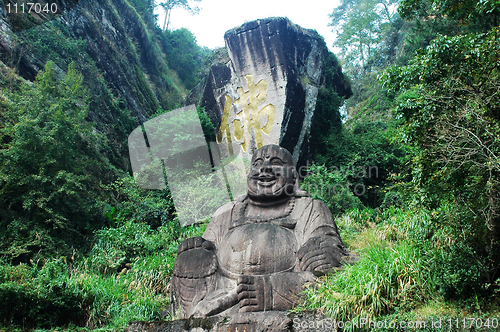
[154,0,341,52]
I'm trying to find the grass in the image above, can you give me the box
[0,219,207,331]
[294,205,500,331]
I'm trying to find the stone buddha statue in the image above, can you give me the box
[170,145,350,319]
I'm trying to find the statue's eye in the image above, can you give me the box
[253,159,263,167]
[270,158,284,166]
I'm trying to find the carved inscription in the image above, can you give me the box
[216,75,276,155]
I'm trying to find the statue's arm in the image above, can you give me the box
[297,199,349,274]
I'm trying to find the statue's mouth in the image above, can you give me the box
[256,175,277,187]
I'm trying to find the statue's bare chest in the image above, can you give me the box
[217,199,298,276]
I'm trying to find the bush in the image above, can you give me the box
[0,258,86,329]
[301,164,364,215]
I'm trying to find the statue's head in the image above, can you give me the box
[247,145,297,201]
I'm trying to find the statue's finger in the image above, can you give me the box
[297,247,307,260]
[202,239,215,251]
[237,291,257,301]
[308,258,331,271]
[237,275,253,284]
[300,249,324,265]
[239,298,259,308]
[314,262,335,272]
[301,253,326,271]
[193,236,204,248]
[236,284,254,293]
[178,239,190,254]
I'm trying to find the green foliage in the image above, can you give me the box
[161,28,204,89]
[77,219,205,328]
[0,258,86,329]
[330,0,399,74]
[0,62,110,262]
[314,117,410,208]
[399,0,500,32]
[302,243,433,325]
[0,216,206,330]
[382,27,500,292]
[301,164,364,215]
[312,53,344,140]
[104,174,176,229]
[298,208,438,326]
[88,218,187,275]
[19,21,87,65]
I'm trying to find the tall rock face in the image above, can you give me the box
[0,0,185,169]
[194,17,351,167]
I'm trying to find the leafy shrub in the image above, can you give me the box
[0,258,86,329]
[301,164,364,215]
[88,218,205,274]
[104,174,176,229]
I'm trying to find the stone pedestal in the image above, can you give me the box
[127,311,336,332]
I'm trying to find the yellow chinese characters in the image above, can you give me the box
[216,74,276,154]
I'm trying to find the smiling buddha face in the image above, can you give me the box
[246,144,296,201]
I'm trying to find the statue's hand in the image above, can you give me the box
[177,236,215,255]
[297,236,346,273]
[236,275,271,312]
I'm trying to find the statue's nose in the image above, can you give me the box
[260,165,273,173]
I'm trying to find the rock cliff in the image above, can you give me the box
[191,17,351,167]
[0,0,184,168]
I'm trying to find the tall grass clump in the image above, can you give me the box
[301,242,435,327]
[297,207,442,330]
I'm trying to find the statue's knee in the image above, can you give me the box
[171,240,219,318]
[173,238,217,279]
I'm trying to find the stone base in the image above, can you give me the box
[127,311,336,332]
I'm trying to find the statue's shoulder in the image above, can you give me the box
[212,194,247,218]
[293,196,332,216]
[294,196,321,208]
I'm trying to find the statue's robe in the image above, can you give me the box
[171,194,347,318]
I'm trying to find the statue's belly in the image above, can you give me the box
[218,223,297,275]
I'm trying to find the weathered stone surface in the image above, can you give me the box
[193,17,351,168]
[169,145,351,321]
[0,0,184,170]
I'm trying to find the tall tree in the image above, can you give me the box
[159,0,201,30]
[330,0,399,74]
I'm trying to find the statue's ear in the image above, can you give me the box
[293,167,309,197]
